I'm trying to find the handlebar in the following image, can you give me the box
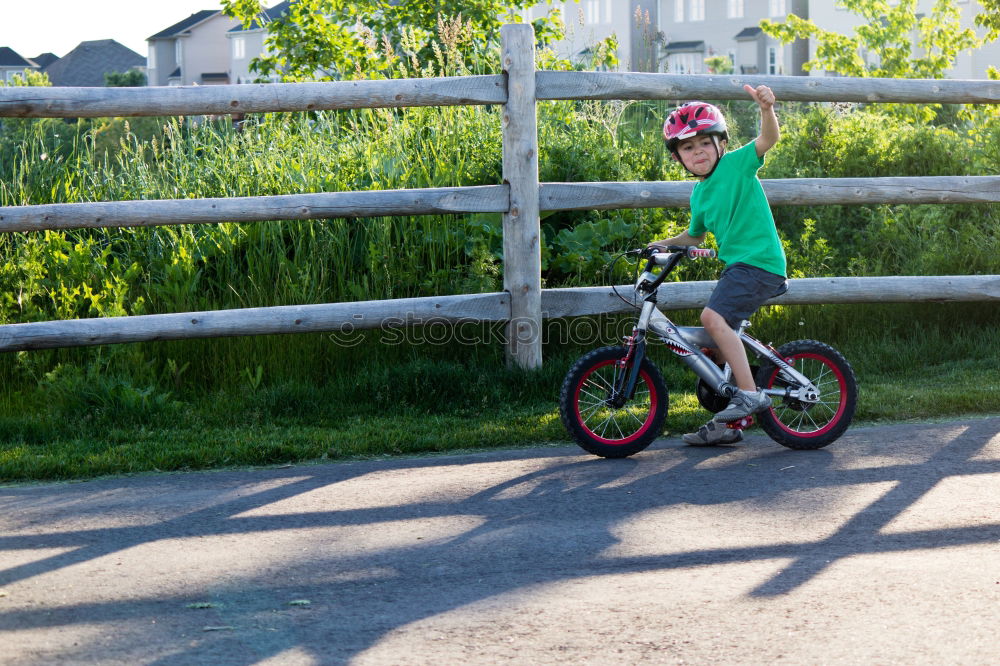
[648,246,717,264]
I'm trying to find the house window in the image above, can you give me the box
[674,0,684,23]
[586,0,599,24]
[232,37,246,59]
[689,0,705,21]
[174,39,183,65]
[668,52,702,74]
[769,0,786,16]
[728,0,744,18]
[768,46,783,74]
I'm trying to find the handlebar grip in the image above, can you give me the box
[647,246,715,264]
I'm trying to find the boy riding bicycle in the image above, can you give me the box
[648,85,788,446]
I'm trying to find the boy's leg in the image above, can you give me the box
[701,307,755,391]
[702,263,786,423]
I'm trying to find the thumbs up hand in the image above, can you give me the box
[744,84,776,111]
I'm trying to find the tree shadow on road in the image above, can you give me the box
[1,418,999,663]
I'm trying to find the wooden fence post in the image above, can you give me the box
[501,23,543,370]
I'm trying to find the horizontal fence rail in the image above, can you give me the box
[5,73,1000,120]
[0,76,507,118]
[541,176,1000,211]
[537,72,1000,104]
[0,186,509,232]
[3,176,998,233]
[544,276,1000,319]
[0,293,511,353]
[1,275,996,354]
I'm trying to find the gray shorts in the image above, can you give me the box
[705,263,788,328]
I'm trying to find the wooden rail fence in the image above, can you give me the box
[1,24,998,368]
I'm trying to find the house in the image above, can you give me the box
[0,46,39,83]
[30,53,61,70]
[147,10,239,86]
[43,40,145,87]
[525,0,809,74]
[525,0,999,78]
[227,1,291,84]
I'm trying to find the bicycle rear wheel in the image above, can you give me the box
[755,339,857,450]
[559,346,668,458]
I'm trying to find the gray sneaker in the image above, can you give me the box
[713,389,772,423]
[683,420,744,446]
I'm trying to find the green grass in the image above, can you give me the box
[2,312,998,483]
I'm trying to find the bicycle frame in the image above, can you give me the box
[640,302,818,401]
[614,248,820,409]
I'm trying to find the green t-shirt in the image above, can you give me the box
[687,141,786,277]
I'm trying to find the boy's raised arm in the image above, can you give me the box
[744,84,780,158]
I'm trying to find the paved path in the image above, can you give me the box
[2,417,1000,665]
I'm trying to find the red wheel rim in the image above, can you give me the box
[764,353,848,438]
[573,359,659,446]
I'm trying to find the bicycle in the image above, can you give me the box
[558,246,858,458]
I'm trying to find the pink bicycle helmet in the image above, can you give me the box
[663,101,729,155]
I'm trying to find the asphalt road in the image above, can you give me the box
[2,417,1000,665]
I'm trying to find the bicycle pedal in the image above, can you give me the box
[725,416,754,430]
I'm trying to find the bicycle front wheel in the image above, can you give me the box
[755,340,857,450]
[559,346,668,458]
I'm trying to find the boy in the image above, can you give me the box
[649,85,787,446]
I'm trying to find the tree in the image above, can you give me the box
[0,69,51,87]
[977,0,1000,41]
[221,0,573,81]
[760,0,980,80]
[975,0,1000,78]
[704,55,734,75]
[104,70,146,87]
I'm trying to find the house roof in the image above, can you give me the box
[43,40,146,87]
[228,1,291,32]
[30,53,60,69]
[0,46,34,67]
[664,41,706,53]
[734,27,763,40]
[148,10,220,40]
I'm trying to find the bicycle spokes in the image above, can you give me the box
[576,361,655,442]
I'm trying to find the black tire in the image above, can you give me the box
[755,340,857,450]
[559,346,668,458]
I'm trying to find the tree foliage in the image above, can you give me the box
[760,0,981,79]
[976,0,1000,41]
[0,69,51,87]
[704,55,734,75]
[104,70,146,87]
[221,0,574,81]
